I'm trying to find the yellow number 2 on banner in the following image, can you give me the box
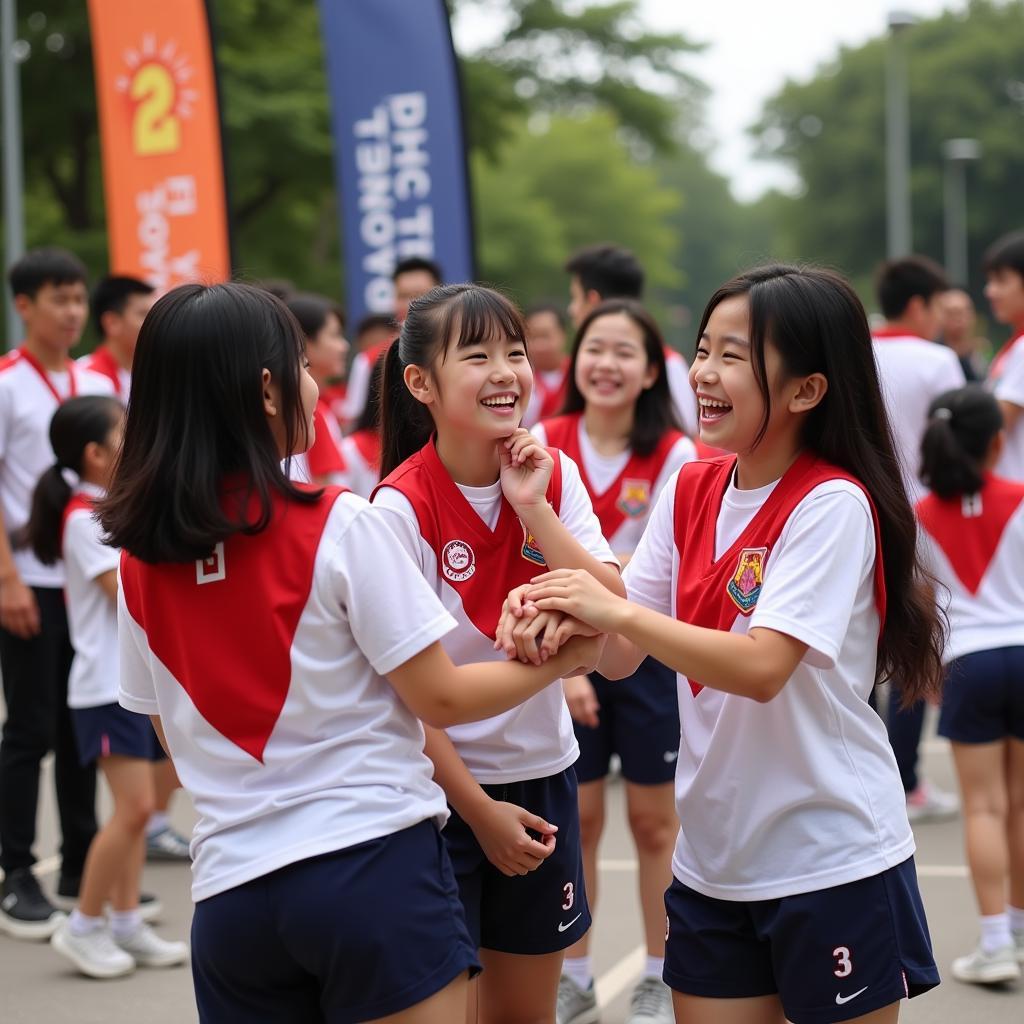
[131,63,181,156]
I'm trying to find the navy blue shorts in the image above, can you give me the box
[191,820,479,1023]
[939,646,1024,743]
[71,702,166,766]
[664,857,939,1023]
[574,659,680,785]
[443,768,590,954]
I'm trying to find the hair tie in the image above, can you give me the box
[59,466,80,488]
[932,407,953,422]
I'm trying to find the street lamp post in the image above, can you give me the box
[1,0,25,347]
[885,11,915,258]
[943,138,981,288]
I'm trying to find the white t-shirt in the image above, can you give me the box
[0,352,114,587]
[872,333,966,503]
[991,334,1024,481]
[372,451,617,783]
[340,350,374,424]
[78,349,131,402]
[665,351,699,437]
[623,469,914,901]
[63,483,120,708]
[119,492,455,902]
[339,434,380,499]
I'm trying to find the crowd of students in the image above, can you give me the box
[0,231,1022,1024]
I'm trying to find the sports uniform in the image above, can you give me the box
[78,345,131,402]
[339,428,381,499]
[372,440,616,953]
[522,361,570,428]
[988,333,1024,481]
[622,452,938,1022]
[536,414,695,784]
[118,483,478,1021]
[340,338,392,425]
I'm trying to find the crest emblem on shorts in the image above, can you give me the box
[616,478,651,519]
[727,547,767,613]
[441,540,476,583]
[520,521,547,567]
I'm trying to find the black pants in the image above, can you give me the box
[0,586,96,876]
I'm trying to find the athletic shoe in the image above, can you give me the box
[556,974,599,1024]
[53,875,163,923]
[51,919,135,979]
[626,976,673,1023]
[0,868,64,940]
[113,923,188,968]
[146,826,191,861]
[951,943,1021,985]
[1014,929,1024,964]
[905,781,959,823]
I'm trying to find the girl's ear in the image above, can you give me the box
[403,363,434,407]
[788,372,828,415]
[262,367,278,418]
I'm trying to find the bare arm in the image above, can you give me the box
[999,399,1024,431]
[149,715,171,758]
[0,504,39,638]
[96,568,118,603]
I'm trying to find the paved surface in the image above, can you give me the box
[1,708,1022,1022]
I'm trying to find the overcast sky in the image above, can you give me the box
[455,0,966,201]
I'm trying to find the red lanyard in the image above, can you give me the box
[18,346,77,404]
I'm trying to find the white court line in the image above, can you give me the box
[595,943,646,1007]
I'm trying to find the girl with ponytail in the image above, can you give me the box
[917,384,1024,985]
[27,395,189,978]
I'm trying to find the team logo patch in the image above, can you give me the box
[520,522,547,567]
[616,478,651,519]
[726,547,767,613]
[441,540,476,583]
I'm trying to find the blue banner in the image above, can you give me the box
[317,0,475,323]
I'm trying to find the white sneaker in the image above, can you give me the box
[113,923,189,968]
[951,943,1021,985]
[905,781,959,823]
[556,973,599,1024]
[51,919,135,979]
[626,975,673,1023]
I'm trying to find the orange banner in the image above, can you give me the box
[87,0,231,289]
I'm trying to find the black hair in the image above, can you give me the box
[564,244,644,300]
[255,278,296,302]
[98,283,321,564]
[875,255,949,320]
[27,396,124,566]
[392,257,443,285]
[354,352,386,435]
[525,302,567,330]
[285,292,346,340]
[983,230,1024,279]
[91,275,155,338]
[355,312,397,340]
[380,284,528,478]
[696,263,944,705]
[8,247,87,300]
[920,385,1003,499]
[561,299,679,455]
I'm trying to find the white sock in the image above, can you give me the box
[146,812,169,837]
[979,912,1012,954]
[563,955,592,991]
[1008,905,1024,934]
[644,955,664,979]
[68,909,104,938]
[109,908,143,940]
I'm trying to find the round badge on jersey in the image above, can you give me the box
[441,540,476,583]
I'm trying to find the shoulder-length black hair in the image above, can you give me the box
[696,263,944,705]
[98,283,321,564]
[285,292,345,341]
[560,298,680,455]
[27,395,123,566]
[379,284,528,479]
[920,385,1003,500]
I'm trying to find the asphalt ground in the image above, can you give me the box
[0,706,1022,1023]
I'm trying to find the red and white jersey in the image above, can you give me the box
[665,347,699,437]
[118,485,454,902]
[78,345,131,402]
[340,338,393,425]
[534,413,695,554]
[62,483,120,709]
[339,428,381,499]
[522,362,569,427]
[916,474,1024,661]
[305,397,349,485]
[624,452,914,901]
[872,329,966,503]
[372,439,616,783]
[0,348,114,587]
[989,333,1024,481]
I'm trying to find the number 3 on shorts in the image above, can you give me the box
[562,882,574,911]
[832,945,853,978]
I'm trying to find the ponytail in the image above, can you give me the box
[26,395,124,565]
[379,336,434,479]
[920,385,1003,499]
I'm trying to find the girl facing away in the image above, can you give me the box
[531,299,695,1024]
[27,395,188,978]
[916,384,1024,984]
[506,264,945,1024]
[98,282,602,1023]
[371,284,625,1024]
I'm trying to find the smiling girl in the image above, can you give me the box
[514,265,944,1024]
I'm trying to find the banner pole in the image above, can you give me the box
[1,0,25,347]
